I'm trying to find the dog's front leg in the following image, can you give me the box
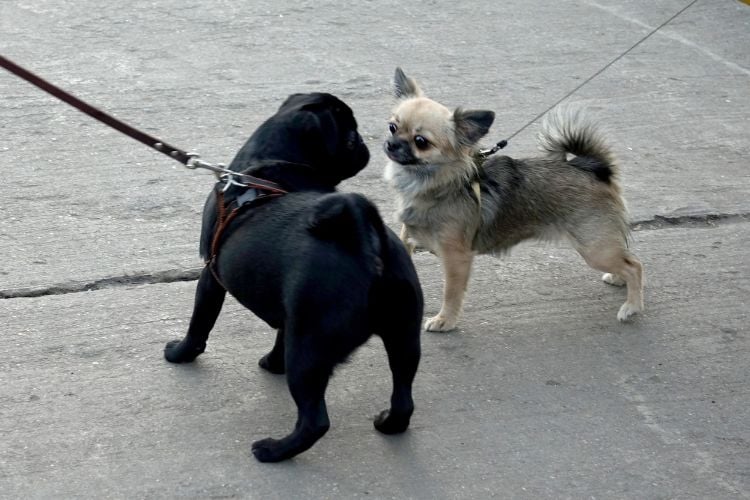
[425,243,473,332]
[374,283,422,434]
[164,266,226,362]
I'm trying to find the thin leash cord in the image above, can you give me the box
[1,0,700,161]
[500,0,701,145]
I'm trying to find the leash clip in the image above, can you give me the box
[479,139,508,158]
[184,152,201,169]
[185,153,231,179]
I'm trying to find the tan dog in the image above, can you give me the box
[383,68,644,331]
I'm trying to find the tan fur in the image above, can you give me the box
[384,69,644,331]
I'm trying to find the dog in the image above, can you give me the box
[164,93,423,462]
[383,68,643,332]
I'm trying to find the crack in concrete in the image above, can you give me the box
[0,268,202,300]
[632,212,750,230]
[1,212,748,300]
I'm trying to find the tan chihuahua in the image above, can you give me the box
[384,68,644,331]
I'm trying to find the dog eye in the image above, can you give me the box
[414,135,429,150]
[388,123,398,134]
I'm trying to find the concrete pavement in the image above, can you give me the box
[1,0,748,498]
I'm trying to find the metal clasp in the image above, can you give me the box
[220,173,246,193]
[185,152,231,179]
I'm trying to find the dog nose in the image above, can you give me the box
[385,139,400,152]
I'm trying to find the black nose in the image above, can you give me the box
[385,138,401,152]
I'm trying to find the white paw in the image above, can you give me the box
[424,314,458,332]
[602,273,626,286]
[617,302,642,322]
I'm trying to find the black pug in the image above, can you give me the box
[164,93,423,463]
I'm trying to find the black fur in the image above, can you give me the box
[164,93,423,462]
[568,156,613,184]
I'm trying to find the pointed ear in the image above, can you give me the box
[393,67,423,99]
[453,108,495,145]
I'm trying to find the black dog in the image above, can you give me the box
[164,93,423,462]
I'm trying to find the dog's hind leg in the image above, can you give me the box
[374,295,421,434]
[612,252,644,321]
[573,240,644,322]
[602,272,626,286]
[164,266,226,363]
[375,332,420,434]
[251,334,332,462]
[258,329,286,374]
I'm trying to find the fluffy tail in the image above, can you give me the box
[537,105,619,184]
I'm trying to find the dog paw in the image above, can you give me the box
[602,273,626,286]
[258,353,285,374]
[251,438,287,463]
[164,339,205,363]
[424,315,457,332]
[374,409,410,435]
[617,302,642,322]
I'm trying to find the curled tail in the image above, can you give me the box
[307,192,389,274]
[537,105,619,185]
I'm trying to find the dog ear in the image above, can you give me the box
[394,68,423,99]
[278,93,309,111]
[453,108,495,145]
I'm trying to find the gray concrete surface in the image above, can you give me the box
[1,0,748,498]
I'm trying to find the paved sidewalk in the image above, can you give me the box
[1,1,748,498]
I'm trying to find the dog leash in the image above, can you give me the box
[0,54,286,194]
[4,0,699,165]
[478,0,701,159]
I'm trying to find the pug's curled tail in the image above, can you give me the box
[537,105,619,185]
[307,193,389,274]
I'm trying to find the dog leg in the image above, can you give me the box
[575,242,644,322]
[602,273,626,286]
[614,253,644,321]
[251,336,332,462]
[374,319,421,434]
[399,224,415,255]
[164,266,226,363]
[258,329,286,374]
[425,245,473,332]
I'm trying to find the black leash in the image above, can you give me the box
[479,0,701,158]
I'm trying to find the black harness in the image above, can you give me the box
[206,173,287,287]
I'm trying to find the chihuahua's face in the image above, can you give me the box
[384,68,495,170]
[386,97,457,166]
